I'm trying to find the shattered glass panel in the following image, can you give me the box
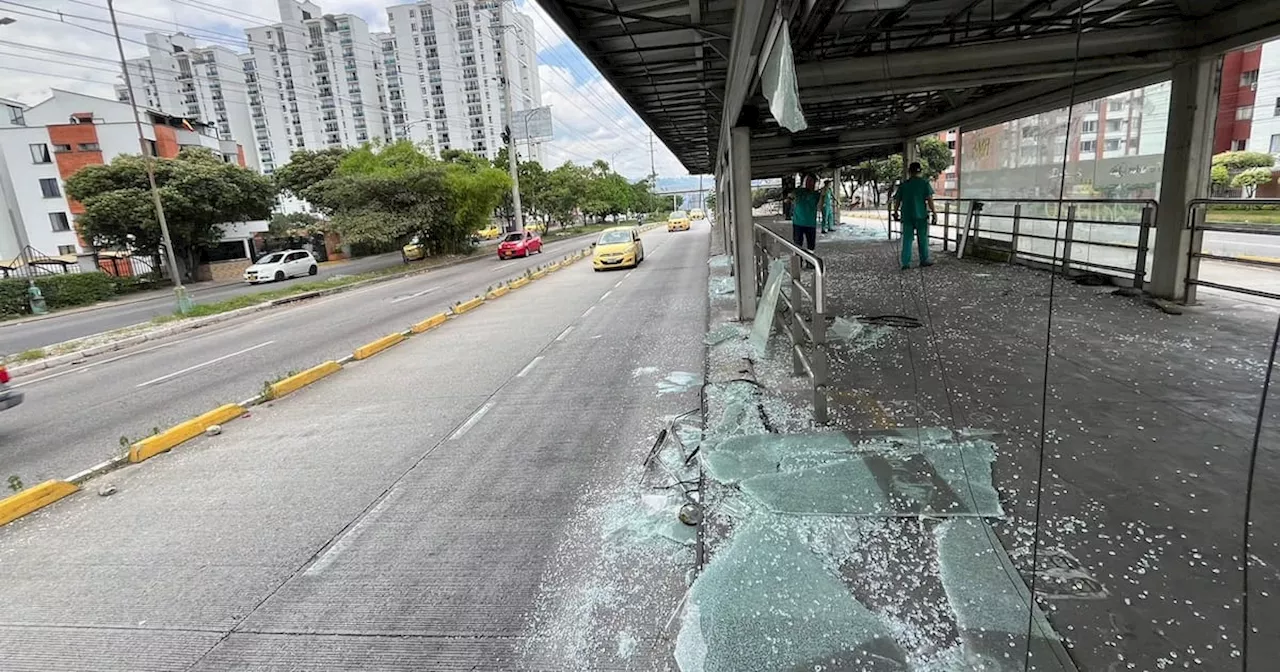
[749,258,788,356]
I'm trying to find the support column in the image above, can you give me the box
[1149,57,1220,300]
[731,126,756,320]
[904,137,919,171]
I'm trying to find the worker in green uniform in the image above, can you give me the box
[892,161,937,269]
[820,179,836,233]
[791,173,820,251]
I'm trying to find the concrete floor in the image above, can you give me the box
[0,225,709,670]
[801,224,1280,671]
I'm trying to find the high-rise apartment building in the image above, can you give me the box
[116,33,258,169]
[243,0,394,174]
[385,0,541,161]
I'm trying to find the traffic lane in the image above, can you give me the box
[1200,230,1280,258]
[0,234,651,671]
[0,232,629,483]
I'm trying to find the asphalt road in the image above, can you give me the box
[0,251,410,355]
[0,222,708,670]
[0,233,617,486]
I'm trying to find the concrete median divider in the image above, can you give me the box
[353,332,406,360]
[129,403,247,463]
[509,276,530,290]
[0,480,79,526]
[411,311,449,334]
[269,361,342,399]
[486,285,510,300]
[530,268,548,280]
[454,296,485,314]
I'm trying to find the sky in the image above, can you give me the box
[0,0,691,180]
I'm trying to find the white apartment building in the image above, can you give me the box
[1248,39,1280,157]
[244,0,394,174]
[115,33,259,170]
[0,90,259,266]
[385,0,542,161]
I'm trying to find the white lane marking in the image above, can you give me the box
[555,325,574,342]
[305,487,402,576]
[582,306,595,317]
[494,261,519,270]
[601,290,613,301]
[389,286,440,304]
[135,341,275,388]
[13,341,181,389]
[449,400,494,440]
[517,355,544,378]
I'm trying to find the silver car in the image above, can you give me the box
[0,364,21,411]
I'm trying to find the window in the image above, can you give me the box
[53,143,72,153]
[49,212,71,232]
[1274,97,1280,117]
[1106,118,1125,132]
[1108,99,1123,112]
[29,143,51,163]
[39,178,60,198]
[1237,105,1254,121]
[1241,70,1260,87]
[6,104,23,126]
[1271,134,1280,153]
[1080,139,1096,153]
[57,245,77,256]
[78,143,100,151]
[1233,139,1249,151]
[1081,119,1098,133]
[1104,138,1122,151]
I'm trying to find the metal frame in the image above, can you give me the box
[1184,198,1280,304]
[752,222,828,425]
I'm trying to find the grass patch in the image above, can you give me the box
[1205,207,1280,225]
[13,348,45,362]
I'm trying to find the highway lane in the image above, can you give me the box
[0,232,634,485]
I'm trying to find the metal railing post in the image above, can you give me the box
[942,202,951,252]
[789,254,804,376]
[1184,205,1205,305]
[1061,204,1077,276]
[1134,204,1154,291]
[1010,203,1022,264]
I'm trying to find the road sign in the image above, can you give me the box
[510,106,553,142]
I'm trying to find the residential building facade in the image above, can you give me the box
[1215,44,1264,153]
[0,90,259,267]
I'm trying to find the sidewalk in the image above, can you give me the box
[695,217,1280,670]
[0,230,709,670]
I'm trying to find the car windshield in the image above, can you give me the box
[669,211,687,219]
[257,253,284,264]
[502,233,524,242]
[598,230,633,245]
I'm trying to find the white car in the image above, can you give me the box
[244,249,319,284]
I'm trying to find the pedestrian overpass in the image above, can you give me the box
[536,0,1280,312]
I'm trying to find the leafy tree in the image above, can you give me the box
[1211,163,1230,190]
[273,148,350,205]
[915,136,953,179]
[705,193,716,212]
[66,147,275,280]
[269,212,321,236]
[1232,166,1275,198]
[752,187,783,208]
[545,162,588,226]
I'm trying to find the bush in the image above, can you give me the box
[0,272,117,317]
[112,273,161,295]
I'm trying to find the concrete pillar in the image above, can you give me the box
[904,137,919,173]
[1149,57,1221,300]
[731,126,756,320]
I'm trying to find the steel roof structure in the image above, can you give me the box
[534,0,1280,177]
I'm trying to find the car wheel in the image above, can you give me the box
[308,264,318,276]
[274,270,285,282]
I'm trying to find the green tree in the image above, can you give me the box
[705,193,716,212]
[66,147,275,279]
[1232,166,1275,198]
[545,162,588,226]
[273,147,351,206]
[914,136,953,179]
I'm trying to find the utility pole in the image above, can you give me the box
[108,0,191,313]
[649,132,656,179]
[497,3,524,232]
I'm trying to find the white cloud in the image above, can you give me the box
[515,0,568,53]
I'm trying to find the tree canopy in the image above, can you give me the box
[1212,151,1276,197]
[65,147,275,278]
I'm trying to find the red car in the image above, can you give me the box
[497,230,543,259]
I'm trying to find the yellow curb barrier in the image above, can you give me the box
[486,285,510,300]
[454,296,485,314]
[129,403,246,463]
[0,480,79,527]
[530,268,548,280]
[411,312,449,334]
[270,361,342,399]
[509,276,530,289]
[1235,254,1280,264]
[547,261,563,272]
[354,332,406,360]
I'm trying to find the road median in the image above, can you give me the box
[128,403,248,463]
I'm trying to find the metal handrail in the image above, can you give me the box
[752,222,828,425]
[1184,199,1280,303]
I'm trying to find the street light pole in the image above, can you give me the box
[497,8,524,233]
[107,0,191,313]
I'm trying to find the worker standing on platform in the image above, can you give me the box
[892,161,937,269]
[791,173,820,252]
[820,179,836,234]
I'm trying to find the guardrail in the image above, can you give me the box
[888,198,1157,289]
[1185,198,1280,303]
[752,223,829,424]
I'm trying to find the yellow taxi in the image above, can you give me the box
[525,221,547,234]
[402,236,426,262]
[689,208,706,220]
[592,226,645,271]
[667,210,691,232]
[477,225,503,240]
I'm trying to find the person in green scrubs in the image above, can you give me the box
[820,179,836,233]
[892,161,937,269]
[791,173,820,251]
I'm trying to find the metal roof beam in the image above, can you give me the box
[1190,0,1280,56]
[794,24,1183,88]
[559,1,734,38]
